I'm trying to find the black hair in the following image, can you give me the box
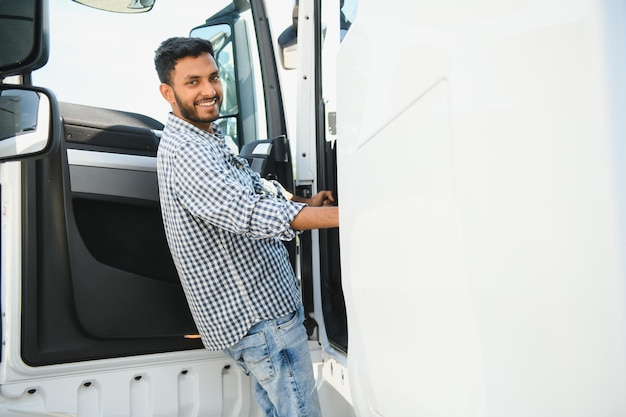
[154,37,215,85]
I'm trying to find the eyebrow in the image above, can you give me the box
[183,71,219,81]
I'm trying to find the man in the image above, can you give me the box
[154,36,338,417]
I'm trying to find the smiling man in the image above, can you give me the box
[157,41,221,130]
[154,37,338,417]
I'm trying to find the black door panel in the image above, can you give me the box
[22,103,203,366]
[61,102,161,153]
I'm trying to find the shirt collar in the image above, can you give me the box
[166,112,223,142]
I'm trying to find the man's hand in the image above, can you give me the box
[306,190,335,207]
[291,190,335,206]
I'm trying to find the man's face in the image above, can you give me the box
[160,52,223,130]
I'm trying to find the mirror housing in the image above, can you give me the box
[0,85,60,161]
[278,4,299,70]
[0,0,49,79]
[72,0,155,13]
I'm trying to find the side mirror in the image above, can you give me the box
[0,86,60,161]
[0,0,49,78]
[72,0,155,13]
[278,4,299,70]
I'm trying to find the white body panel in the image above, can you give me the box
[337,0,626,415]
[1,352,256,417]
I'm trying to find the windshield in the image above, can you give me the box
[34,0,230,124]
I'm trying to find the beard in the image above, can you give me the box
[174,92,220,125]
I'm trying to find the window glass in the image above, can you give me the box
[340,0,358,40]
[0,89,39,140]
[32,0,229,124]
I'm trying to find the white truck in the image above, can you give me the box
[1,0,625,416]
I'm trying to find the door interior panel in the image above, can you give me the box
[72,198,178,283]
[61,102,161,153]
[22,103,203,366]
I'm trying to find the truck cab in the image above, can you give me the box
[1,0,626,416]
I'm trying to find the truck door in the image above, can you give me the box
[1,2,260,415]
[17,0,292,369]
[20,103,205,366]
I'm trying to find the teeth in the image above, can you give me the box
[196,98,217,107]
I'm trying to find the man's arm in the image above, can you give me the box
[283,188,339,230]
[291,206,339,231]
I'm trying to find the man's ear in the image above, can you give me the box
[159,83,175,104]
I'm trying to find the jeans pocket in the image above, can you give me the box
[275,309,299,332]
[234,331,276,383]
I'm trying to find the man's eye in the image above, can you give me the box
[211,75,221,81]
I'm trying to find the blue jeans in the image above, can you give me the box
[225,306,322,417]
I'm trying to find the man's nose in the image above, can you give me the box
[202,81,217,96]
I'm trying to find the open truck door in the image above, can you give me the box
[0,1,262,415]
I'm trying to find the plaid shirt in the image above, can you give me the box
[157,114,305,351]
